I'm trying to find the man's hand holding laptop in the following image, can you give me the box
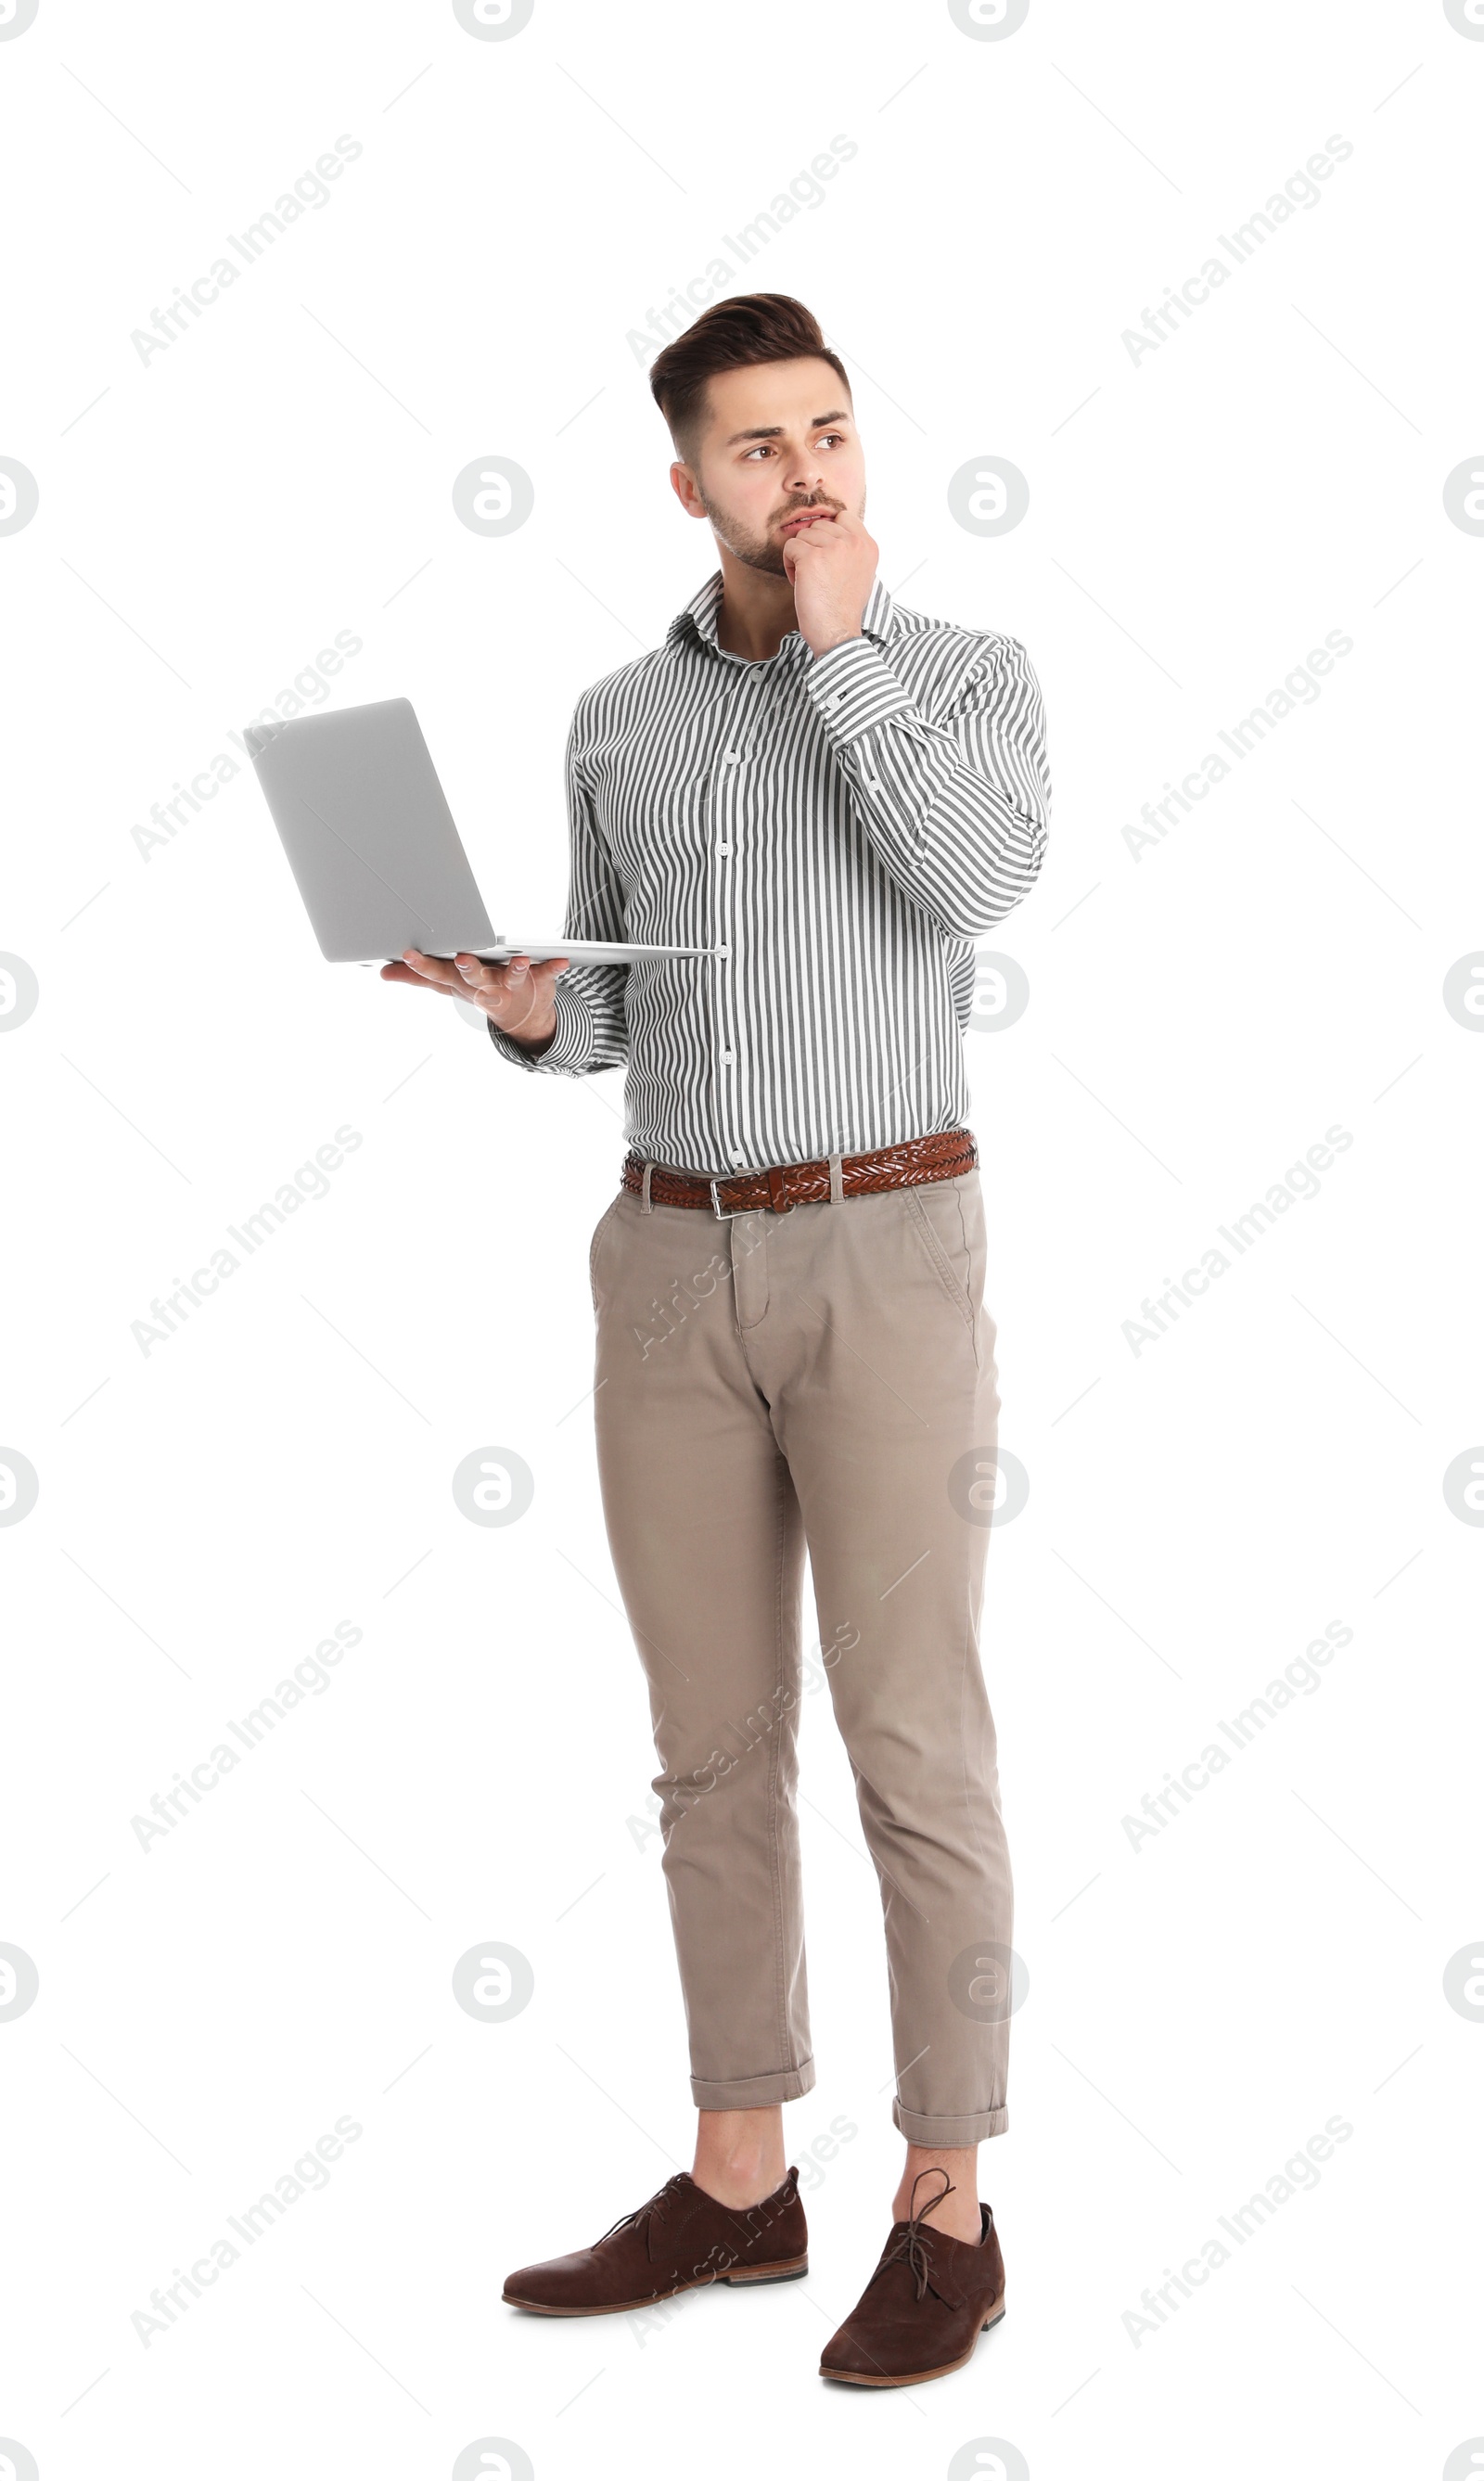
[381,948,570,1051]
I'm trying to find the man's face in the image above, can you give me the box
[673,356,866,577]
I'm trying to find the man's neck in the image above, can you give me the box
[712,544,800,664]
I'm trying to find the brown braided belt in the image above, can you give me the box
[620,1128,979,1218]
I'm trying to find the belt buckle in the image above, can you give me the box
[709,1177,745,1221]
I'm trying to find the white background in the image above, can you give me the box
[2,2,1481,2475]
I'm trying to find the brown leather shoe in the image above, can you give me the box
[503,2167,808,2316]
[819,2169,1005,2387]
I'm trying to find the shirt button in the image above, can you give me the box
[717,840,732,855]
[722,1049,735,1065]
[731,1149,746,1165]
[723,750,740,763]
[718,945,730,959]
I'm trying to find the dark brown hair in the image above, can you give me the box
[648,293,851,465]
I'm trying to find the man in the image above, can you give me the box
[385,293,1050,2387]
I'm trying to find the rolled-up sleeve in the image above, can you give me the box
[487,703,631,1079]
[802,629,1051,938]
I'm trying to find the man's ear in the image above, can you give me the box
[669,460,707,519]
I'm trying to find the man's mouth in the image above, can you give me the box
[779,509,834,535]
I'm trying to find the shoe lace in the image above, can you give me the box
[875,2167,956,2303]
[594,2172,690,2248]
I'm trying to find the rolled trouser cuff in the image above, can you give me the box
[692,2058,816,2110]
[893,2100,1008,2145]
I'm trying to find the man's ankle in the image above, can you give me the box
[692,2157,786,2209]
[893,2191,982,2242]
[692,2105,787,2210]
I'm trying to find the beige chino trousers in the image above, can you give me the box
[588,1159,1014,2145]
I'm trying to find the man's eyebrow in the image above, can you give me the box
[723,410,852,446]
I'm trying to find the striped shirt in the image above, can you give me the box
[487,567,1051,1177]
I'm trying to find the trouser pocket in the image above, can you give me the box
[904,1181,978,1340]
[589,1192,623,1303]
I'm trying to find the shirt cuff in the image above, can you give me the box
[485,978,593,1072]
[804,634,917,744]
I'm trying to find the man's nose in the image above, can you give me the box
[781,458,830,498]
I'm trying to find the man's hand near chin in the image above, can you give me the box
[781,507,879,659]
[380,948,569,1050]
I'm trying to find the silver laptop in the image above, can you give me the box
[245,696,710,967]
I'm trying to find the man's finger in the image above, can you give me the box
[381,959,449,989]
[402,947,464,991]
[454,951,509,987]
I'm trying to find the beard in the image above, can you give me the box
[697,487,857,577]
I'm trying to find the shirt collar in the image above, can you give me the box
[666,566,896,659]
